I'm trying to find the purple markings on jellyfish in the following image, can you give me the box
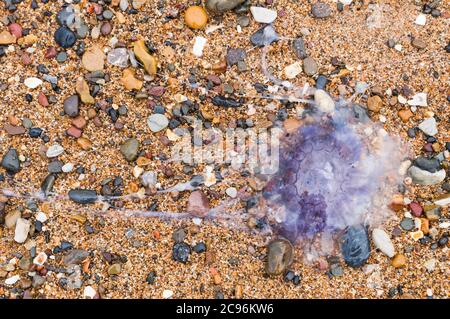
[263,108,404,244]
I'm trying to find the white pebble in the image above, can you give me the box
[5,275,20,285]
[418,117,438,136]
[84,286,97,299]
[46,144,65,158]
[192,36,207,57]
[62,163,74,173]
[33,252,48,266]
[24,77,43,89]
[284,62,302,79]
[162,289,173,299]
[36,212,47,223]
[372,228,395,258]
[314,89,335,114]
[250,6,277,24]
[226,187,237,198]
[407,92,427,107]
[14,218,31,243]
[415,14,426,26]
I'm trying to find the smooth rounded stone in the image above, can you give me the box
[141,170,157,187]
[413,157,440,173]
[187,190,210,217]
[4,124,26,136]
[56,51,68,63]
[46,144,65,158]
[341,225,370,268]
[24,77,43,89]
[212,95,241,107]
[14,218,31,243]
[63,249,89,265]
[1,148,20,173]
[56,6,74,26]
[206,0,246,13]
[147,114,169,132]
[400,218,415,231]
[237,15,250,27]
[172,228,186,243]
[68,189,98,204]
[408,166,446,185]
[226,47,246,66]
[314,89,335,113]
[225,187,237,198]
[76,24,89,39]
[107,48,128,67]
[40,174,56,196]
[48,160,63,173]
[63,95,80,117]
[103,10,114,20]
[54,26,77,48]
[172,242,191,263]
[315,75,328,90]
[250,25,279,47]
[32,275,45,288]
[82,46,105,72]
[418,117,438,136]
[292,37,307,59]
[372,228,395,258]
[311,2,332,18]
[303,56,318,76]
[184,6,209,30]
[265,238,294,276]
[193,242,207,253]
[108,263,122,275]
[250,6,277,24]
[5,210,21,229]
[120,138,139,162]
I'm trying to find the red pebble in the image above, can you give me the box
[66,126,82,138]
[37,92,49,107]
[21,53,32,65]
[148,86,166,97]
[8,23,22,38]
[423,143,433,152]
[45,46,57,59]
[409,202,423,217]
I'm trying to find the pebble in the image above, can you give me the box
[147,114,169,132]
[226,47,246,66]
[303,56,318,76]
[1,148,20,173]
[133,40,157,75]
[108,263,122,275]
[409,202,423,217]
[187,190,210,217]
[63,95,80,117]
[192,36,207,57]
[14,218,31,243]
[408,166,446,185]
[8,23,22,38]
[341,225,370,268]
[311,2,332,18]
[121,68,143,90]
[400,217,415,231]
[172,242,191,263]
[314,89,335,113]
[292,37,307,59]
[120,138,140,162]
[225,187,237,198]
[108,48,129,67]
[415,13,427,26]
[5,210,20,229]
[68,189,98,204]
[284,61,302,79]
[83,286,97,299]
[0,31,16,44]
[412,38,427,49]
[82,46,105,72]
[5,275,20,285]
[193,242,207,253]
[407,92,427,107]
[250,25,279,47]
[413,157,440,173]
[185,6,208,29]
[250,6,277,24]
[372,228,395,258]
[391,254,406,268]
[63,249,89,265]
[24,77,43,89]
[212,95,241,107]
[162,289,173,299]
[418,117,438,136]
[367,95,383,112]
[206,0,245,13]
[54,26,76,48]
[237,15,250,27]
[46,144,65,158]
[265,238,294,275]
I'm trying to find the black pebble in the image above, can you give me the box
[54,26,76,48]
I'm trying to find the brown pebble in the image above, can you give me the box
[398,109,413,122]
[367,95,383,112]
[100,22,112,36]
[87,108,97,119]
[391,254,406,268]
[412,38,427,49]
[67,126,82,138]
[77,137,93,150]
[72,116,87,129]
[45,46,57,59]
[4,123,26,135]
[21,53,32,65]
[37,92,49,107]
[184,6,208,29]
